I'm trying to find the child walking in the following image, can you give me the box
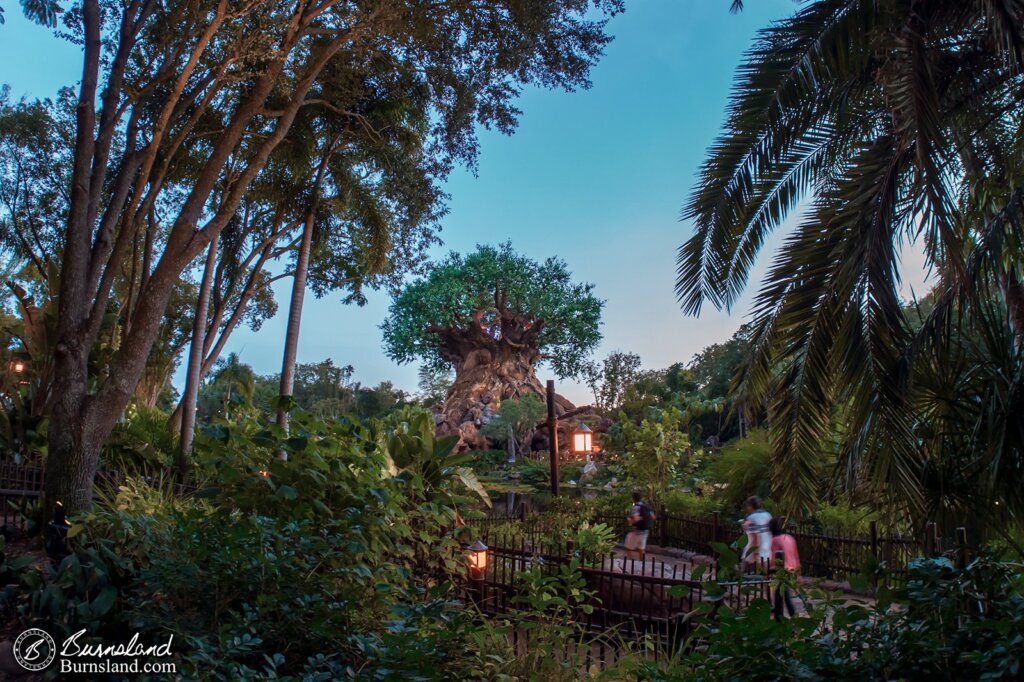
[769,517,800,619]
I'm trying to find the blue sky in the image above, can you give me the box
[1,1,929,404]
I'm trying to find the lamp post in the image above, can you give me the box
[546,380,560,496]
[466,539,489,581]
[572,422,593,457]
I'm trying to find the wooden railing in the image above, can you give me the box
[461,534,770,662]
[473,508,948,584]
[0,463,193,532]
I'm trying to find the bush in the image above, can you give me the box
[102,405,177,469]
[623,552,1024,681]
[811,499,878,534]
[518,460,551,487]
[610,407,690,502]
[560,463,583,483]
[705,429,772,510]
[8,408,490,680]
[468,449,508,474]
[662,490,723,517]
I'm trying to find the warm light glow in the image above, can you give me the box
[467,540,488,580]
[258,469,270,478]
[12,362,24,373]
[572,423,593,455]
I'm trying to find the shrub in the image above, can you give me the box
[624,552,1024,681]
[611,407,690,502]
[560,463,583,483]
[811,499,878,535]
[662,490,723,517]
[468,449,508,474]
[8,408,490,679]
[518,460,551,487]
[705,429,772,510]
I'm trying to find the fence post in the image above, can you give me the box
[924,521,936,556]
[955,527,968,569]
[659,505,668,548]
[519,504,526,523]
[712,511,721,547]
[869,520,878,561]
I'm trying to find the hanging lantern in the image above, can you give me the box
[572,422,593,456]
[466,540,489,580]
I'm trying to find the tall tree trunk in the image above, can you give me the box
[1001,271,1024,353]
[44,0,103,514]
[275,206,317,457]
[436,344,574,451]
[178,241,217,480]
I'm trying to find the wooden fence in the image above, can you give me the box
[0,463,191,532]
[474,507,951,584]
[462,532,770,664]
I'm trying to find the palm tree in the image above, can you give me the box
[678,0,1024,525]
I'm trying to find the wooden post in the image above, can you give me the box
[924,521,936,556]
[660,505,668,548]
[869,520,878,560]
[956,527,968,569]
[712,510,721,546]
[546,380,560,497]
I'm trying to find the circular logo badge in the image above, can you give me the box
[13,628,56,671]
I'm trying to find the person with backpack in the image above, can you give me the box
[768,517,801,619]
[624,490,656,560]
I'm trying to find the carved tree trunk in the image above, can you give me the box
[432,317,574,450]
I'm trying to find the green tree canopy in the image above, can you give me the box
[382,243,603,379]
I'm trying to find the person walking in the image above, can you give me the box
[742,496,773,570]
[769,517,800,619]
[624,490,655,561]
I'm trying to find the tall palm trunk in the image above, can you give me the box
[1001,271,1024,354]
[178,241,218,480]
[275,205,317,458]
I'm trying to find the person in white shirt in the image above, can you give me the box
[742,495,773,569]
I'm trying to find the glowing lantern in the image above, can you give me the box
[572,422,593,455]
[466,540,489,580]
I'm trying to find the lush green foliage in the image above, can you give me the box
[629,554,1024,681]
[194,355,412,427]
[481,394,547,456]
[5,409,496,679]
[608,407,691,503]
[704,429,772,510]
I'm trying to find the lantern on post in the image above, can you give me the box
[466,540,489,581]
[572,422,593,457]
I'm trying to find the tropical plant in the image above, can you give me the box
[677,0,1024,524]
[480,394,547,457]
[705,429,773,511]
[611,407,691,503]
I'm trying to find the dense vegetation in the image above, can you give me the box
[0,0,1022,677]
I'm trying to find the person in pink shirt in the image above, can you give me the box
[768,517,800,619]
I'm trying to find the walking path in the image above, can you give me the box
[608,543,875,614]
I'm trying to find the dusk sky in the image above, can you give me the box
[1,1,930,404]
